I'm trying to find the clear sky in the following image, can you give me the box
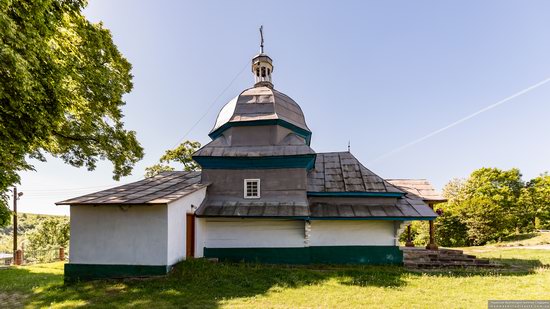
[15,0,550,215]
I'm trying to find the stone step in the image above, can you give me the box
[436,257,476,262]
[405,261,500,269]
[474,259,491,265]
[401,247,498,269]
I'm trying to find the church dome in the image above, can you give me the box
[209,34,311,142]
[210,86,311,137]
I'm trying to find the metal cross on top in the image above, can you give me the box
[259,25,264,54]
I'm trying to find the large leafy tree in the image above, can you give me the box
[145,141,201,178]
[462,167,524,233]
[436,168,527,246]
[0,0,144,225]
[520,173,550,229]
[26,216,70,263]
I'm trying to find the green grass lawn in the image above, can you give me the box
[1,247,549,309]
[490,231,550,247]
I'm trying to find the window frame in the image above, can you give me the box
[243,179,261,199]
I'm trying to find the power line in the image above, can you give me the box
[368,76,550,165]
[171,60,250,148]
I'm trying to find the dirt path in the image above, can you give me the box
[0,292,28,309]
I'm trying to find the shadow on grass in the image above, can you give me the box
[13,257,549,309]
[23,261,409,308]
[486,257,547,270]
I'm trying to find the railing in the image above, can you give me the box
[11,246,67,265]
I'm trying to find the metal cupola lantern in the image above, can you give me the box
[252,26,274,88]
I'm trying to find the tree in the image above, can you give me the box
[462,167,523,233]
[441,178,467,210]
[520,173,550,229]
[145,141,201,177]
[460,196,508,245]
[435,212,469,247]
[0,0,144,225]
[144,164,176,178]
[25,217,70,263]
[435,168,527,246]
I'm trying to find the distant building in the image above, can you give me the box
[0,253,12,266]
[58,45,438,281]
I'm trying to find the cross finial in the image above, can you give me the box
[259,25,264,54]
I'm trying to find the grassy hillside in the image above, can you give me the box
[0,213,68,253]
[491,232,550,247]
[1,246,549,308]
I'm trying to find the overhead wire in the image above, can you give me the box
[171,60,250,148]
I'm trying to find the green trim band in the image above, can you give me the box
[307,191,405,198]
[204,246,403,265]
[309,216,436,221]
[64,264,169,282]
[193,154,316,170]
[196,215,435,221]
[209,119,313,145]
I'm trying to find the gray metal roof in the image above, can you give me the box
[211,86,311,134]
[196,200,310,217]
[194,144,315,157]
[196,196,436,219]
[310,197,436,218]
[307,152,404,193]
[387,179,446,202]
[56,171,206,205]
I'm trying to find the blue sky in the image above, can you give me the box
[17,0,550,215]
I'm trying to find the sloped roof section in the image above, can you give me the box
[210,86,311,135]
[196,196,437,219]
[56,171,206,205]
[309,197,437,219]
[387,179,446,202]
[196,200,310,217]
[307,152,404,193]
[194,144,315,157]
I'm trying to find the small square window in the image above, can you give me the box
[244,179,260,198]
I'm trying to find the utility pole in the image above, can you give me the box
[13,186,18,260]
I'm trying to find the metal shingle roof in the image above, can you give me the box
[196,196,437,219]
[386,179,446,202]
[196,200,310,217]
[56,171,206,205]
[194,144,315,157]
[210,86,311,134]
[307,152,404,193]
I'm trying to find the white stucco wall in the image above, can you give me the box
[204,218,305,248]
[70,205,168,265]
[309,220,396,246]
[166,188,207,264]
[70,187,207,266]
[195,217,208,257]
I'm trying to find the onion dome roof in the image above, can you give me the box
[209,86,311,140]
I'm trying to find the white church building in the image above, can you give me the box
[58,43,438,281]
